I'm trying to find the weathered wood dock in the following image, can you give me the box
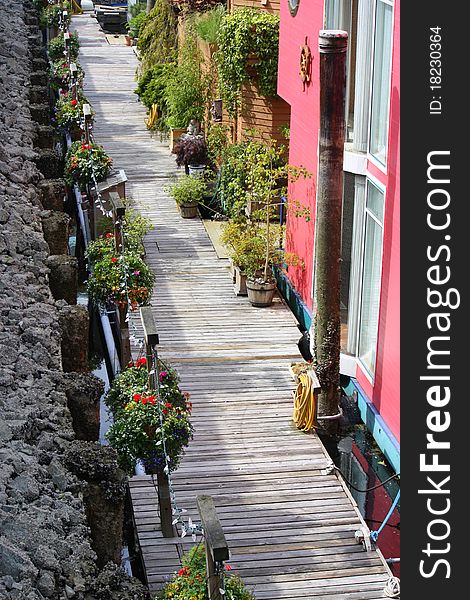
[73,12,392,599]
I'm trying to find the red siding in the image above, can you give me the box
[278,1,400,443]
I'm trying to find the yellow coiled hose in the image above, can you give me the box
[293,372,317,431]
[145,104,159,130]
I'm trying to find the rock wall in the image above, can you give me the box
[0,2,148,598]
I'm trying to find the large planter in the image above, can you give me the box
[246,279,276,307]
[179,202,199,219]
[234,266,247,296]
[169,128,186,152]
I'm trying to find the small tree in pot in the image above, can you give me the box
[221,137,310,307]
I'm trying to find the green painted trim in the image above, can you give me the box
[275,270,312,331]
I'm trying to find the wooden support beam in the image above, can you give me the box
[197,495,229,600]
[139,307,172,537]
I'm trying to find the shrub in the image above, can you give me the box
[137,0,178,69]
[64,141,112,188]
[167,175,207,206]
[194,4,225,44]
[40,2,71,29]
[162,33,206,129]
[172,135,208,167]
[156,545,254,600]
[128,11,148,38]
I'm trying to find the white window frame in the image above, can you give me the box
[367,0,395,171]
[355,175,386,382]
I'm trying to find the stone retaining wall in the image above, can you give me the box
[0,2,148,598]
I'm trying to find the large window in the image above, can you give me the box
[357,181,384,376]
[369,0,393,165]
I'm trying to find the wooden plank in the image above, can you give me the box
[72,12,391,599]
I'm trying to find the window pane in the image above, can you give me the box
[358,184,384,375]
[366,180,384,222]
[369,1,393,164]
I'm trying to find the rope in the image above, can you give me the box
[334,466,400,493]
[293,372,317,431]
[370,489,400,542]
[383,576,400,598]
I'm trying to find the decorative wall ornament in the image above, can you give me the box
[300,37,312,89]
[288,0,300,17]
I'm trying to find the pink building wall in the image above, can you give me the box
[278,1,400,443]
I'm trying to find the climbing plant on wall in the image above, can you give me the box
[216,7,280,116]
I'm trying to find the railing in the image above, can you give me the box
[140,306,173,538]
[197,495,230,600]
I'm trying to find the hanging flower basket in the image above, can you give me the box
[64,140,112,189]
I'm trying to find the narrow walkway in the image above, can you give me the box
[73,13,391,600]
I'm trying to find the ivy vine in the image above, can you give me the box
[216,8,280,116]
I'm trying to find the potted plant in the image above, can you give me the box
[172,134,208,176]
[48,30,79,62]
[167,175,207,218]
[156,544,254,600]
[49,59,84,92]
[105,360,193,474]
[55,91,93,137]
[64,140,113,189]
[221,137,310,307]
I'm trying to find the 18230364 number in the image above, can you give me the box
[429,26,442,91]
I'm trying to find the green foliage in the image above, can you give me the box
[134,63,177,133]
[165,36,205,128]
[40,2,71,29]
[206,123,230,165]
[86,251,155,309]
[129,0,146,18]
[64,141,112,188]
[219,142,249,217]
[48,30,79,61]
[49,59,84,91]
[137,0,178,69]
[216,8,280,116]
[156,545,254,600]
[55,91,92,130]
[194,4,225,44]
[167,175,207,206]
[128,11,148,37]
[105,360,193,474]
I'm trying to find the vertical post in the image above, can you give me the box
[110,193,130,367]
[64,32,70,65]
[140,307,173,538]
[146,0,156,13]
[69,62,77,99]
[314,30,348,436]
[197,495,230,600]
[83,103,92,145]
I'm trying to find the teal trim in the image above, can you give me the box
[275,270,312,331]
[342,379,401,474]
[275,270,400,474]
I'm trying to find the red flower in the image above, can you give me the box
[71,99,77,107]
[165,403,172,409]
[111,257,118,263]
[136,357,147,368]
[225,564,232,571]
[146,395,156,404]
[105,233,114,238]
[133,394,142,402]
[178,567,190,577]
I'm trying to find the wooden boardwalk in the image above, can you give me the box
[73,13,391,599]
